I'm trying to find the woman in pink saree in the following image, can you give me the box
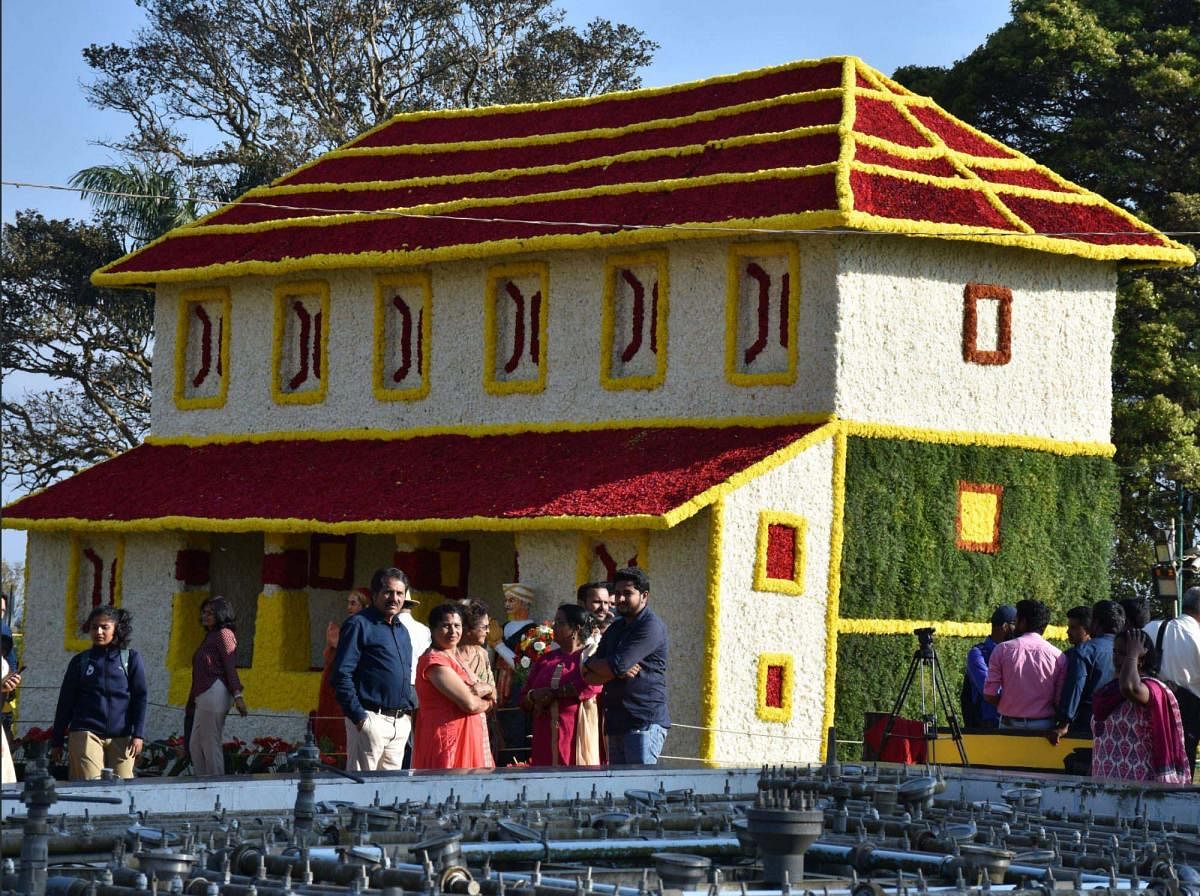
[520,604,602,766]
[1091,628,1190,784]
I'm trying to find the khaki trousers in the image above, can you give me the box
[345,711,411,771]
[190,679,233,776]
[68,730,135,780]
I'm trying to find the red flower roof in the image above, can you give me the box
[92,57,1191,287]
[2,423,826,532]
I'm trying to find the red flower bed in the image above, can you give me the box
[208,133,842,227]
[5,424,825,526]
[999,195,1163,246]
[280,99,843,188]
[106,173,839,275]
[908,106,1013,159]
[349,61,844,149]
[850,170,1014,230]
[967,166,1069,192]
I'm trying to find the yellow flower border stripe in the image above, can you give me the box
[756,652,794,723]
[483,261,549,396]
[373,271,433,401]
[835,58,857,213]
[173,286,231,411]
[271,280,331,406]
[836,616,1068,642]
[724,241,801,387]
[138,412,836,447]
[753,511,807,595]
[600,250,669,391]
[699,499,725,765]
[843,420,1114,458]
[819,427,847,761]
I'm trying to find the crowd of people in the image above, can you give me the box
[325,565,671,773]
[0,565,672,781]
[2,580,1195,784]
[960,590,1200,783]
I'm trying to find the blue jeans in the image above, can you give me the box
[608,723,668,765]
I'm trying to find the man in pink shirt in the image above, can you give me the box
[983,599,1065,730]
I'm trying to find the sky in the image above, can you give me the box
[0,0,1013,569]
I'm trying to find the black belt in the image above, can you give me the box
[1001,715,1053,723]
[362,703,412,719]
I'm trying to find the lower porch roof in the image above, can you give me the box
[2,422,830,533]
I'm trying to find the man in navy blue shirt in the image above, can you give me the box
[332,567,417,771]
[1051,599,1123,742]
[583,567,670,764]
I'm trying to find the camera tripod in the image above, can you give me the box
[878,627,969,766]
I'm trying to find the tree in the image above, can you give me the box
[1,212,154,492]
[895,0,1200,594]
[82,0,658,197]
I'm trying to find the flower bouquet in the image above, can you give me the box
[511,622,556,686]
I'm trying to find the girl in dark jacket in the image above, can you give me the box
[51,606,148,780]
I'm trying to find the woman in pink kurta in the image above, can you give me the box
[412,603,496,769]
[520,604,602,766]
[1091,628,1190,784]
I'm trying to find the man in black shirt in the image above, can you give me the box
[582,567,670,764]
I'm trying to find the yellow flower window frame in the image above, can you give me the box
[753,510,807,595]
[725,241,801,387]
[600,250,669,391]
[373,271,432,401]
[173,286,232,410]
[756,652,794,723]
[271,280,330,405]
[484,262,549,395]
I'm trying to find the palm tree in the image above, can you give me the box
[68,163,203,250]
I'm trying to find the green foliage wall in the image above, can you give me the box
[833,436,1115,754]
[840,437,1116,618]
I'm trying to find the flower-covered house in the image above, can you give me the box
[5,56,1191,764]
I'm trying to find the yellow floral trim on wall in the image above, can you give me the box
[271,280,330,406]
[63,535,125,653]
[843,420,1114,458]
[167,590,211,704]
[373,271,432,401]
[756,652,794,723]
[483,261,549,395]
[835,616,1067,642]
[753,511,808,595]
[173,286,231,411]
[835,58,858,214]
[600,250,669,391]
[141,412,835,447]
[699,500,724,766]
[725,241,801,387]
[819,428,848,759]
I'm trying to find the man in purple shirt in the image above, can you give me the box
[983,599,1065,730]
[960,605,1016,728]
